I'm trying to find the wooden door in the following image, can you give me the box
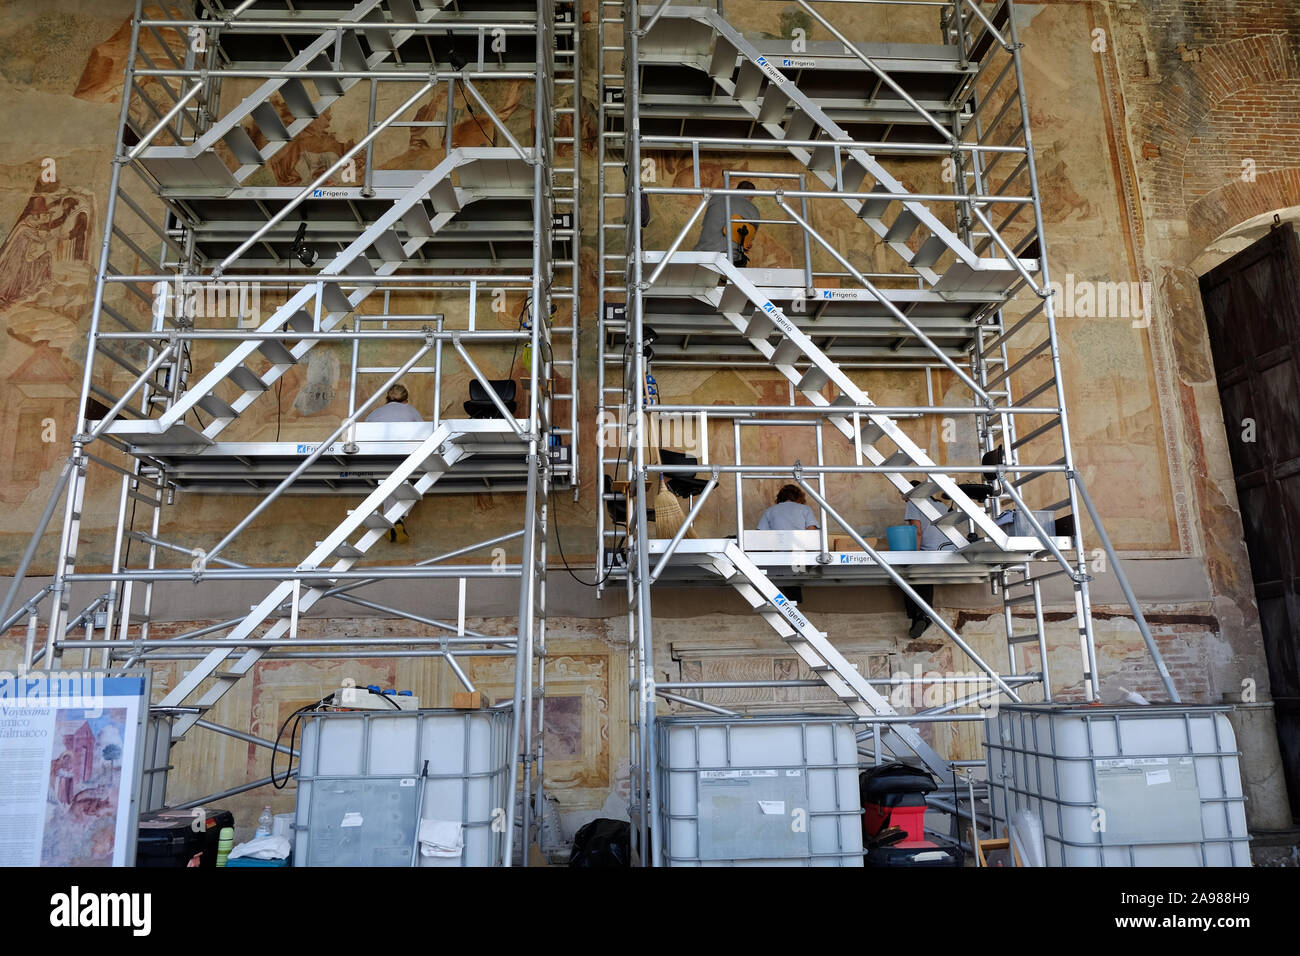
[1200,223,1300,820]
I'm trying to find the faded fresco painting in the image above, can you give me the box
[43,707,126,867]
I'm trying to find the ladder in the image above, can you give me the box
[595,0,636,588]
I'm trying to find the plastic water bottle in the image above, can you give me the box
[216,827,234,867]
[256,806,273,837]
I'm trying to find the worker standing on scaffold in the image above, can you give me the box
[692,180,760,266]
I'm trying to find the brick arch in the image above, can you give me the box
[1187,169,1300,249]
[1140,33,1300,222]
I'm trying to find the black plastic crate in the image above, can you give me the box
[136,808,234,868]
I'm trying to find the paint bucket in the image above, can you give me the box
[886,524,917,551]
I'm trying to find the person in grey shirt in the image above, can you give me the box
[366,383,423,423]
[365,383,423,542]
[757,484,819,530]
[901,482,957,638]
[692,181,760,266]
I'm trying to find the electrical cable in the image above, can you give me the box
[180,344,207,429]
[546,327,628,589]
[271,692,332,789]
[121,494,139,572]
[456,79,493,145]
[506,295,531,380]
[271,688,400,789]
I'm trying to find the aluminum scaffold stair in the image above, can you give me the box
[157,420,481,738]
[137,0,450,190]
[708,541,953,780]
[639,6,1036,292]
[110,149,532,447]
[643,252,1009,548]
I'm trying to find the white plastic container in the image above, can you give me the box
[655,715,864,866]
[294,708,511,867]
[984,704,1250,866]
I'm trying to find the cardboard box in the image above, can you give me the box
[831,535,879,552]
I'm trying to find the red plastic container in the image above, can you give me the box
[889,805,928,844]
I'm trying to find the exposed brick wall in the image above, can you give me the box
[1115,1,1300,228]
[1107,0,1300,715]
[1183,84,1300,202]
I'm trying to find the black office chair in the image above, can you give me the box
[463,379,518,418]
[659,449,708,500]
[955,482,995,503]
[932,449,1002,541]
[981,446,1004,485]
[603,474,654,567]
[603,473,627,527]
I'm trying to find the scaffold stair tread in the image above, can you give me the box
[716,541,952,782]
[141,153,497,442]
[136,1,447,186]
[159,425,473,737]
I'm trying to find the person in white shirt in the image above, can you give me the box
[757,485,819,531]
[365,383,423,542]
[366,383,424,423]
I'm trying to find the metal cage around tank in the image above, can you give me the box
[293,707,512,867]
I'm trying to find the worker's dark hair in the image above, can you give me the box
[386,383,410,403]
[738,180,756,191]
[775,484,804,504]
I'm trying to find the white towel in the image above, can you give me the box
[418,819,464,858]
[228,835,292,861]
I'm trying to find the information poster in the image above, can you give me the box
[0,671,150,867]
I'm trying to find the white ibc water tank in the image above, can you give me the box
[984,703,1250,866]
[294,708,511,867]
[655,715,864,867]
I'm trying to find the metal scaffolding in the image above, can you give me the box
[2,0,579,866]
[597,0,1179,865]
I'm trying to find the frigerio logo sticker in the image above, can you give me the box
[754,55,786,83]
[760,300,795,335]
[772,593,810,630]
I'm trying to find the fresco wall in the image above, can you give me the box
[0,0,1293,833]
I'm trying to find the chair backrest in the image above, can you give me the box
[659,449,698,471]
[603,473,626,524]
[981,446,1004,484]
[468,379,517,403]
